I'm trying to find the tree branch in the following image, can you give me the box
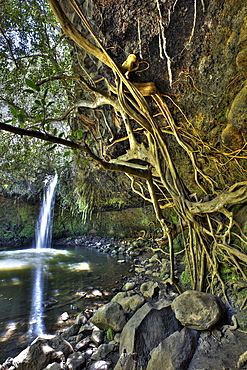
[0,122,151,178]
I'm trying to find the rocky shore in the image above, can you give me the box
[1,236,247,370]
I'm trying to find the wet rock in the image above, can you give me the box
[119,299,182,368]
[67,352,86,370]
[91,329,105,345]
[89,361,111,370]
[62,324,81,340]
[146,327,199,370]
[12,335,73,370]
[112,292,145,313]
[122,282,136,291]
[60,312,70,321]
[140,281,160,298]
[75,313,88,325]
[171,290,225,330]
[91,302,127,332]
[43,363,61,370]
[91,343,116,361]
[75,337,91,351]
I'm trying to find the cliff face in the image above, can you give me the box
[70,0,247,196]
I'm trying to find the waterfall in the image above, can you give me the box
[28,174,57,339]
[35,173,58,251]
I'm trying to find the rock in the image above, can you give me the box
[91,289,103,297]
[91,302,127,332]
[112,291,145,313]
[62,324,80,340]
[122,282,136,291]
[67,352,86,370]
[146,327,199,370]
[221,123,243,150]
[171,290,225,330]
[78,323,94,336]
[91,329,105,345]
[135,267,145,273]
[237,350,247,368]
[91,343,116,361]
[75,313,87,325]
[119,299,182,368]
[149,254,159,263]
[12,335,73,370]
[43,363,61,370]
[60,312,70,321]
[75,337,91,351]
[140,281,160,298]
[89,361,111,370]
[227,83,247,134]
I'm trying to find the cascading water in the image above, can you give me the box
[29,174,58,339]
[35,173,58,251]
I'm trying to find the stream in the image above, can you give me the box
[0,244,132,362]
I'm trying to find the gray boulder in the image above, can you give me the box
[171,290,225,330]
[91,343,116,361]
[67,352,86,370]
[12,335,73,370]
[146,327,199,370]
[119,298,182,368]
[91,301,127,332]
[112,292,145,313]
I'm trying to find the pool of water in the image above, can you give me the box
[0,244,132,363]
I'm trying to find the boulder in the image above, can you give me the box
[171,290,225,330]
[146,327,199,370]
[91,329,105,345]
[62,324,80,340]
[112,292,145,313]
[75,337,91,351]
[140,281,160,298]
[12,335,73,370]
[91,302,127,332]
[67,352,86,370]
[119,298,182,368]
[91,343,116,361]
[122,282,136,291]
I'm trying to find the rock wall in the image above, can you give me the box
[0,195,158,246]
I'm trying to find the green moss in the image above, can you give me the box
[180,269,192,289]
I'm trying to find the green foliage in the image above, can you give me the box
[0,0,78,210]
[105,328,114,341]
[180,269,192,289]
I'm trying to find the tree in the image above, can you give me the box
[1,0,247,295]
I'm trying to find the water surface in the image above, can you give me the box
[0,244,132,362]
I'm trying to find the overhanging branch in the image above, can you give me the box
[0,122,151,178]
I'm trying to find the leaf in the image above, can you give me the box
[10,106,18,117]
[77,129,83,139]
[34,99,42,106]
[24,89,36,94]
[25,78,40,91]
[43,88,48,99]
[63,151,71,156]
